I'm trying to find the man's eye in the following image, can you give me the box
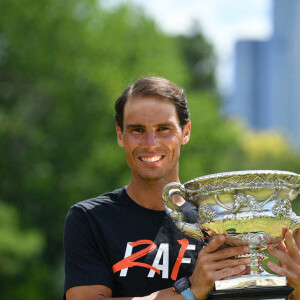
[158,127,169,131]
[133,128,144,133]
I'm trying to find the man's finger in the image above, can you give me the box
[206,256,251,272]
[282,227,288,237]
[201,234,226,254]
[267,261,298,281]
[276,241,287,253]
[268,243,294,270]
[204,244,250,264]
[214,265,247,281]
[285,230,300,259]
[294,228,300,249]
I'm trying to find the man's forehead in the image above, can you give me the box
[123,97,178,122]
[124,115,178,127]
[124,96,176,112]
[126,95,174,105]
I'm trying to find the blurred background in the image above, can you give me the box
[1,0,300,299]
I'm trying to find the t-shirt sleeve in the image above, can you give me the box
[63,205,114,296]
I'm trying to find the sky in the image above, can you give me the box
[104,0,273,94]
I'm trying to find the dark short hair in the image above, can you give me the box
[115,76,190,131]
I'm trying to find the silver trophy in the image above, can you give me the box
[163,170,300,290]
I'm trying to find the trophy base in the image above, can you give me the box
[207,286,294,300]
[215,274,286,290]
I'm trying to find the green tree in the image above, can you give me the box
[1,0,300,299]
[0,201,44,273]
[175,21,216,91]
[0,200,44,298]
[0,0,194,298]
[180,91,244,182]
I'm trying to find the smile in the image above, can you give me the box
[139,155,164,163]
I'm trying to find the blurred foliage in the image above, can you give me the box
[1,0,300,299]
[180,91,244,181]
[0,201,45,298]
[0,200,44,276]
[175,21,216,91]
[240,130,292,163]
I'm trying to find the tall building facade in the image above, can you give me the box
[229,0,300,147]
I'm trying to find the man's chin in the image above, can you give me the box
[137,172,167,181]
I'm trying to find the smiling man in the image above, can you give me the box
[116,94,190,210]
[63,77,265,300]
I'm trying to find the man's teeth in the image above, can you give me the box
[140,156,162,162]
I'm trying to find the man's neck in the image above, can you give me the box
[126,176,180,211]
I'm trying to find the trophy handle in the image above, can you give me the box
[162,182,205,241]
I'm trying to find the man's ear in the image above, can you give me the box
[116,124,124,147]
[181,121,191,145]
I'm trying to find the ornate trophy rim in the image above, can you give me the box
[183,170,300,199]
[185,170,300,184]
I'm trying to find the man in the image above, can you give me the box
[64,76,300,300]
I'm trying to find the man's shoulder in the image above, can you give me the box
[71,187,125,213]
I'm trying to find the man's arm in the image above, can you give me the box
[66,234,251,300]
[267,228,300,300]
[66,285,184,300]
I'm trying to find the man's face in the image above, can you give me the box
[116,96,191,182]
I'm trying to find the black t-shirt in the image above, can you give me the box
[64,188,204,298]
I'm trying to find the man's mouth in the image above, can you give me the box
[139,155,164,163]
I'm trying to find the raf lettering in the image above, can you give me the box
[112,238,196,280]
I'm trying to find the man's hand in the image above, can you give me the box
[189,234,251,300]
[267,228,300,300]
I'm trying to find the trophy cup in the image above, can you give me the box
[162,170,300,300]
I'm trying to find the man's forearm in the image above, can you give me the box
[97,288,185,300]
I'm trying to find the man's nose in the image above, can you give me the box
[143,131,159,146]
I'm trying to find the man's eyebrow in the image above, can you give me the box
[126,124,145,129]
[125,122,175,129]
[156,122,175,127]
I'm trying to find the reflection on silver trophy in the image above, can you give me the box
[162,170,300,290]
